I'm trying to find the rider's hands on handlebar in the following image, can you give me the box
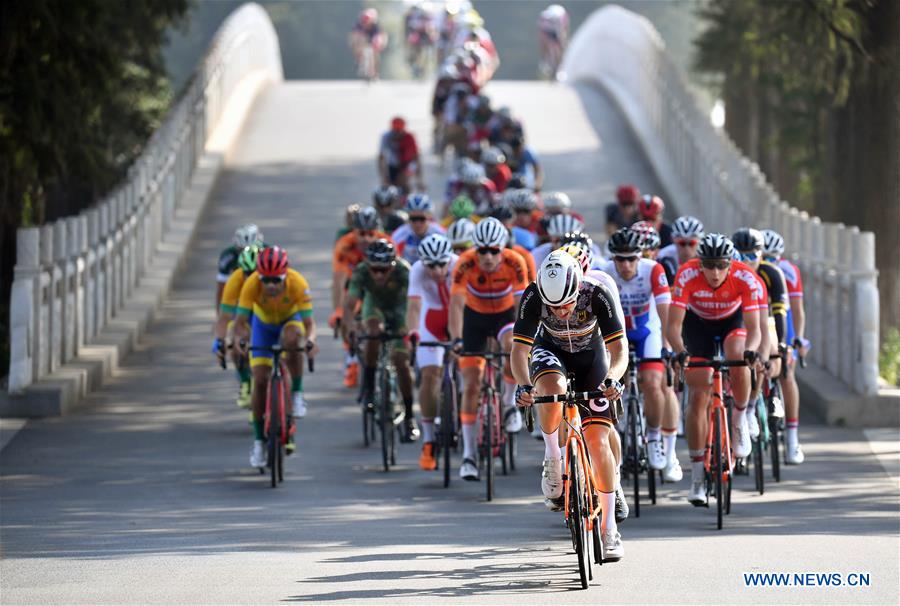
[515,384,534,407]
[212,338,225,357]
[305,339,319,358]
[451,338,464,353]
[743,350,759,365]
[328,309,343,330]
[602,378,624,400]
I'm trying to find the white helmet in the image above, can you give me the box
[537,250,583,306]
[672,216,704,240]
[417,234,453,264]
[461,162,486,185]
[481,146,506,166]
[234,224,262,247]
[542,191,572,212]
[447,218,475,246]
[473,217,509,248]
[547,214,584,238]
[761,229,785,257]
[405,193,433,214]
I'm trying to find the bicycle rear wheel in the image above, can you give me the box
[484,395,494,501]
[627,397,641,518]
[268,379,281,489]
[768,385,782,482]
[714,413,724,530]
[379,370,391,472]
[569,443,591,589]
[440,375,455,488]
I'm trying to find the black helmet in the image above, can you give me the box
[354,206,380,230]
[607,228,641,255]
[697,233,735,260]
[731,228,764,252]
[365,239,395,265]
[489,205,513,222]
[373,185,400,207]
[560,231,593,249]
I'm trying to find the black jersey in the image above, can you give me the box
[757,260,789,343]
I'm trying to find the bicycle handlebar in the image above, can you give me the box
[533,390,607,404]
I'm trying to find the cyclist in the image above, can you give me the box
[447,217,475,254]
[762,229,807,464]
[488,207,537,282]
[214,245,260,408]
[482,146,511,193]
[637,195,673,247]
[657,216,704,284]
[407,234,458,469]
[537,4,569,79]
[666,234,763,506]
[605,184,640,236]
[391,194,446,264]
[506,136,543,191]
[373,185,408,233]
[531,213,584,266]
[404,3,436,77]
[504,188,540,248]
[332,207,392,388]
[445,161,497,215]
[539,191,584,244]
[732,228,789,440]
[632,220,662,261]
[234,246,318,467]
[349,8,387,79]
[342,239,419,442]
[441,192,476,228]
[378,117,425,194]
[217,224,263,307]
[512,251,628,560]
[601,229,681,480]
[336,204,361,242]
[449,217,529,480]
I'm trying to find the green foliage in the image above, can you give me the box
[880,328,900,387]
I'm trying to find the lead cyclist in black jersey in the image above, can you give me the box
[511,251,629,561]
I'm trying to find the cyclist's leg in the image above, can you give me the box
[361,307,385,401]
[584,423,617,529]
[781,354,803,458]
[459,306,489,472]
[416,323,445,445]
[282,317,307,417]
[636,331,666,466]
[228,318,252,406]
[683,311,717,491]
[249,316,279,450]
[388,314,417,440]
[723,329,750,421]
[498,319,522,431]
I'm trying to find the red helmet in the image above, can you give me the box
[616,184,640,205]
[638,194,664,219]
[391,116,406,131]
[257,246,289,277]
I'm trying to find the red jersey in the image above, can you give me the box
[672,259,763,321]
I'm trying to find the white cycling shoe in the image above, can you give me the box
[541,457,563,509]
[249,440,265,468]
[292,392,308,419]
[746,407,760,440]
[732,415,752,458]
[459,458,479,481]
[688,479,706,506]
[601,530,624,562]
[647,439,667,470]
[663,457,683,483]
[786,443,805,464]
[503,406,523,433]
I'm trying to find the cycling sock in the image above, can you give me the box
[237,367,251,384]
[421,418,435,442]
[502,378,516,408]
[462,421,477,461]
[600,491,617,533]
[689,449,705,482]
[786,419,799,448]
[662,429,677,464]
[363,366,376,392]
[731,404,746,428]
[252,418,264,441]
[647,425,661,442]
[292,377,302,393]
[542,430,561,460]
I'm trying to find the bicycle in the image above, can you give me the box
[417,341,462,488]
[681,352,753,529]
[461,344,512,502]
[746,351,785,494]
[533,377,609,589]
[358,333,406,472]
[247,344,313,488]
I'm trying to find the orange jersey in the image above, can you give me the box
[332,230,392,277]
[451,248,529,314]
[511,244,536,282]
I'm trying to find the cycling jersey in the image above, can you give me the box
[671,258,763,321]
[236,268,313,326]
[604,203,637,232]
[451,248,528,314]
[513,277,625,354]
[408,255,458,342]
[511,226,537,250]
[332,230,392,277]
[656,243,679,285]
[348,259,411,326]
[217,245,242,283]
[756,260,788,342]
[220,268,250,315]
[510,244,536,282]
[601,258,670,365]
[778,258,803,344]
[391,222,446,264]
[379,130,418,169]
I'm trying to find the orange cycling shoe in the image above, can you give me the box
[419,442,437,471]
[343,360,359,388]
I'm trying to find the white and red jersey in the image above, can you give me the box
[601,258,671,339]
[587,268,625,327]
[391,222,446,264]
[778,258,804,299]
[672,258,763,321]
[407,254,458,341]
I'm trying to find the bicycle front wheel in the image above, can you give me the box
[627,397,641,518]
[484,396,494,501]
[569,442,591,589]
[714,412,724,530]
[440,375,456,488]
[379,370,392,472]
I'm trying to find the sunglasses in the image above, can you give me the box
[514,208,532,214]
[358,230,376,237]
[701,259,731,270]
[613,255,639,263]
[425,260,448,269]
[676,239,698,247]
[261,274,286,285]
[740,251,761,262]
[409,216,428,223]
[477,247,502,256]
[549,301,576,311]
[369,265,391,274]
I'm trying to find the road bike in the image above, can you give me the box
[358,333,406,472]
[417,341,462,488]
[533,377,608,589]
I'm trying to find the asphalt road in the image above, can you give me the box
[1,81,898,605]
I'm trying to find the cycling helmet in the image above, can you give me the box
[616,184,640,205]
[461,162,486,185]
[373,185,401,207]
[547,213,584,238]
[559,243,591,274]
[732,227,764,252]
[697,233,735,260]
[449,194,476,219]
[761,229,785,257]
[607,228,642,255]
[237,245,259,274]
[640,227,661,251]
[366,239,395,265]
[505,188,537,211]
[417,234,453,264]
[672,215,704,240]
[489,206,513,223]
[257,246,289,277]
[473,217,509,248]
[638,194,665,219]
[481,146,506,166]
[537,250,583,306]
[360,8,378,25]
[233,224,262,248]
[354,206,380,230]
[542,191,572,212]
[560,231,593,250]
[405,193,433,214]
[447,218,475,246]
[345,203,361,226]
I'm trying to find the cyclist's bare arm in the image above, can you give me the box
[666,305,687,355]
[448,292,465,341]
[533,162,544,191]
[742,308,761,352]
[790,297,806,342]
[215,282,225,309]
[606,338,628,383]
[214,311,232,341]
[331,269,347,313]
[406,297,422,332]
[657,301,671,349]
[233,314,250,353]
[302,317,318,354]
[510,341,531,387]
[342,292,361,339]
[758,307,771,357]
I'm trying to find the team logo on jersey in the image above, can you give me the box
[658,273,667,288]
[678,267,699,286]
[576,309,588,322]
[694,290,713,298]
